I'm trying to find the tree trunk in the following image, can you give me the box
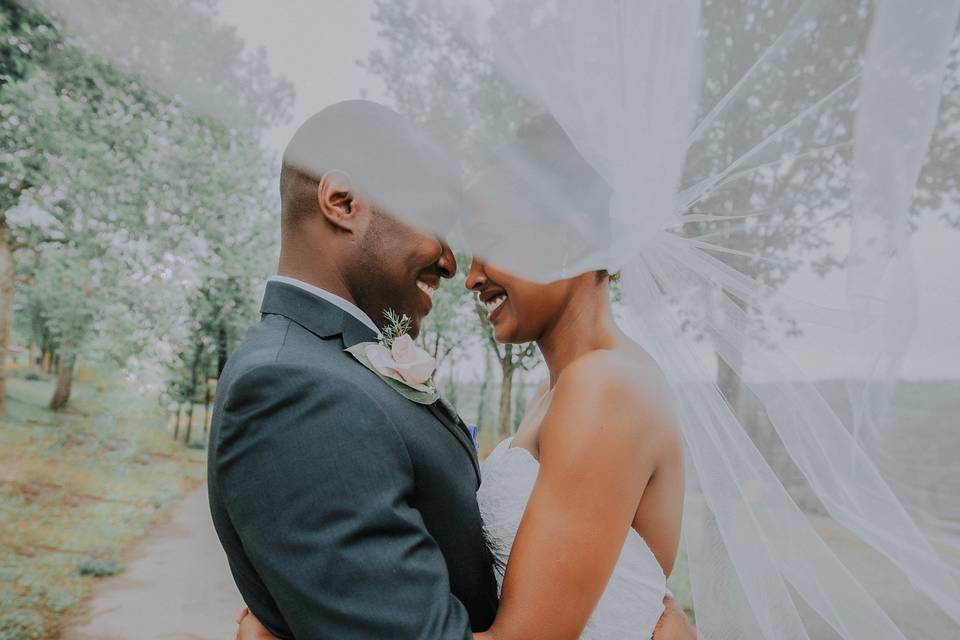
[497,347,515,441]
[42,351,51,373]
[476,349,491,429]
[217,323,229,377]
[185,401,194,445]
[184,343,202,444]
[0,214,14,416]
[173,405,182,440]
[203,381,212,434]
[49,355,76,411]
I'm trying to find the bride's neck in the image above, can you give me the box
[537,280,619,388]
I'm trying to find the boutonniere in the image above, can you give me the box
[346,309,439,404]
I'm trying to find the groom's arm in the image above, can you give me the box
[214,362,472,640]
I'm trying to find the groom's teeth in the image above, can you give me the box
[416,281,436,298]
[484,295,507,314]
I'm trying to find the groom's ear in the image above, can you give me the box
[318,170,361,232]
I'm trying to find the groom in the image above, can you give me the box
[209,100,694,639]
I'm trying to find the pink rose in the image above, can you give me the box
[366,335,437,390]
[391,334,418,364]
[389,335,437,385]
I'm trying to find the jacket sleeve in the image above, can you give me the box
[214,362,472,640]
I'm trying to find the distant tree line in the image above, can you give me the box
[0,0,291,437]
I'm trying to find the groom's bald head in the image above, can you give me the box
[276,101,460,336]
[279,100,459,232]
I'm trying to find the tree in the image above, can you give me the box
[32,0,294,133]
[24,250,97,409]
[682,2,960,414]
[0,0,61,413]
[1,0,285,411]
[918,28,960,228]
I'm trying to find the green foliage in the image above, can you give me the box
[667,536,695,619]
[0,609,46,640]
[76,556,123,577]
[381,309,414,348]
[1,0,286,411]
[0,2,58,94]
[36,0,294,133]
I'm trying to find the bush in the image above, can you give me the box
[76,557,123,577]
[0,610,46,640]
[23,372,42,381]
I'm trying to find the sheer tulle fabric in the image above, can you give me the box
[431,1,960,638]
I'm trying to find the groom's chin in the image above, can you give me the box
[405,315,423,339]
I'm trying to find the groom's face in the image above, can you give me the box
[353,209,457,337]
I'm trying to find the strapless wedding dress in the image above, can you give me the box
[477,437,667,639]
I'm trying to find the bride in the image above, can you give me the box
[467,118,685,639]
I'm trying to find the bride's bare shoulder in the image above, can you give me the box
[545,348,676,448]
[559,347,669,406]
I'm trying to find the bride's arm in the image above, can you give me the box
[478,352,677,640]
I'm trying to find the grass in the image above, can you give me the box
[0,369,206,640]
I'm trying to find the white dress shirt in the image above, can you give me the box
[268,276,380,335]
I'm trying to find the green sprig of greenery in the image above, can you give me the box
[381,309,413,348]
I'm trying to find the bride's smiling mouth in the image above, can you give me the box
[480,289,508,324]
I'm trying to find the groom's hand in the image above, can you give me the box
[652,595,696,640]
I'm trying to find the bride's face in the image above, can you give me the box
[465,256,575,344]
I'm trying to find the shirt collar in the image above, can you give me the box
[267,276,381,336]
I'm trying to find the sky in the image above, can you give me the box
[214,0,389,157]
[213,2,960,380]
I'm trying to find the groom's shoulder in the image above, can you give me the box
[221,313,365,394]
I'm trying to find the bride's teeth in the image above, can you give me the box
[484,295,506,313]
[417,281,436,298]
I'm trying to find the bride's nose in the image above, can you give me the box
[465,258,487,291]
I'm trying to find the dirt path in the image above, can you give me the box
[61,484,243,640]
[59,485,959,639]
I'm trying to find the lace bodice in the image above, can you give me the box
[477,437,666,639]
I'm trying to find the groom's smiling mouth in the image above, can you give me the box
[415,277,438,310]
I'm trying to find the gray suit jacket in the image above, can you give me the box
[208,281,498,639]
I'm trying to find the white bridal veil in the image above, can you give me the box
[35,0,960,637]
[410,1,960,638]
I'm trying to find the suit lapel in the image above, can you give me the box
[260,281,376,343]
[426,401,481,485]
[261,280,482,484]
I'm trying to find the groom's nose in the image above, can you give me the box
[437,241,457,279]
